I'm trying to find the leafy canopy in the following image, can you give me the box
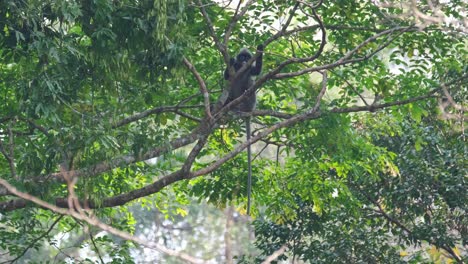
[0,0,466,262]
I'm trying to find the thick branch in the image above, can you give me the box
[3,71,463,211]
[0,86,444,211]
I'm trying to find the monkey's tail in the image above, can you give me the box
[246,117,252,215]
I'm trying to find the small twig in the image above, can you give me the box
[252,142,268,162]
[0,141,15,180]
[223,0,247,47]
[280,2,300,34]
[332,70,370,106]
[23,118,50,136]
[174,109,202,122]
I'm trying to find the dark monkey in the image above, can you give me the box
[224,44,263,215]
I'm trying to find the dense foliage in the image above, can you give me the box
[0,0,466,263]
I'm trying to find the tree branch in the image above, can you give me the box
[223,0,255,48]
[4,70,465,211]
[273,26,414,79]
[198,0,228,63]
[183,57,212,119]
[0,85,446,212]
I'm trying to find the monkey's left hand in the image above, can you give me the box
[257,44,264,52]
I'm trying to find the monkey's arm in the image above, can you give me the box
[224,58,236,80]
[250,44,263,76]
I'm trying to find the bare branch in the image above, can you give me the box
[183,57,213,119]
[332,70,370,106]
[181,135,210,173]
[0,120,17,179]
[337,27,411,64]
[0,140,15,179]
[440,84,466,111]
[174,109,203,122]
[89,230,105,264]
[8,119,17,179]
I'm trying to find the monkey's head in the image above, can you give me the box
[236,48,252,65]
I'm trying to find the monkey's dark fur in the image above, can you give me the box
[224,45,263,215]
[224,45,263,111]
